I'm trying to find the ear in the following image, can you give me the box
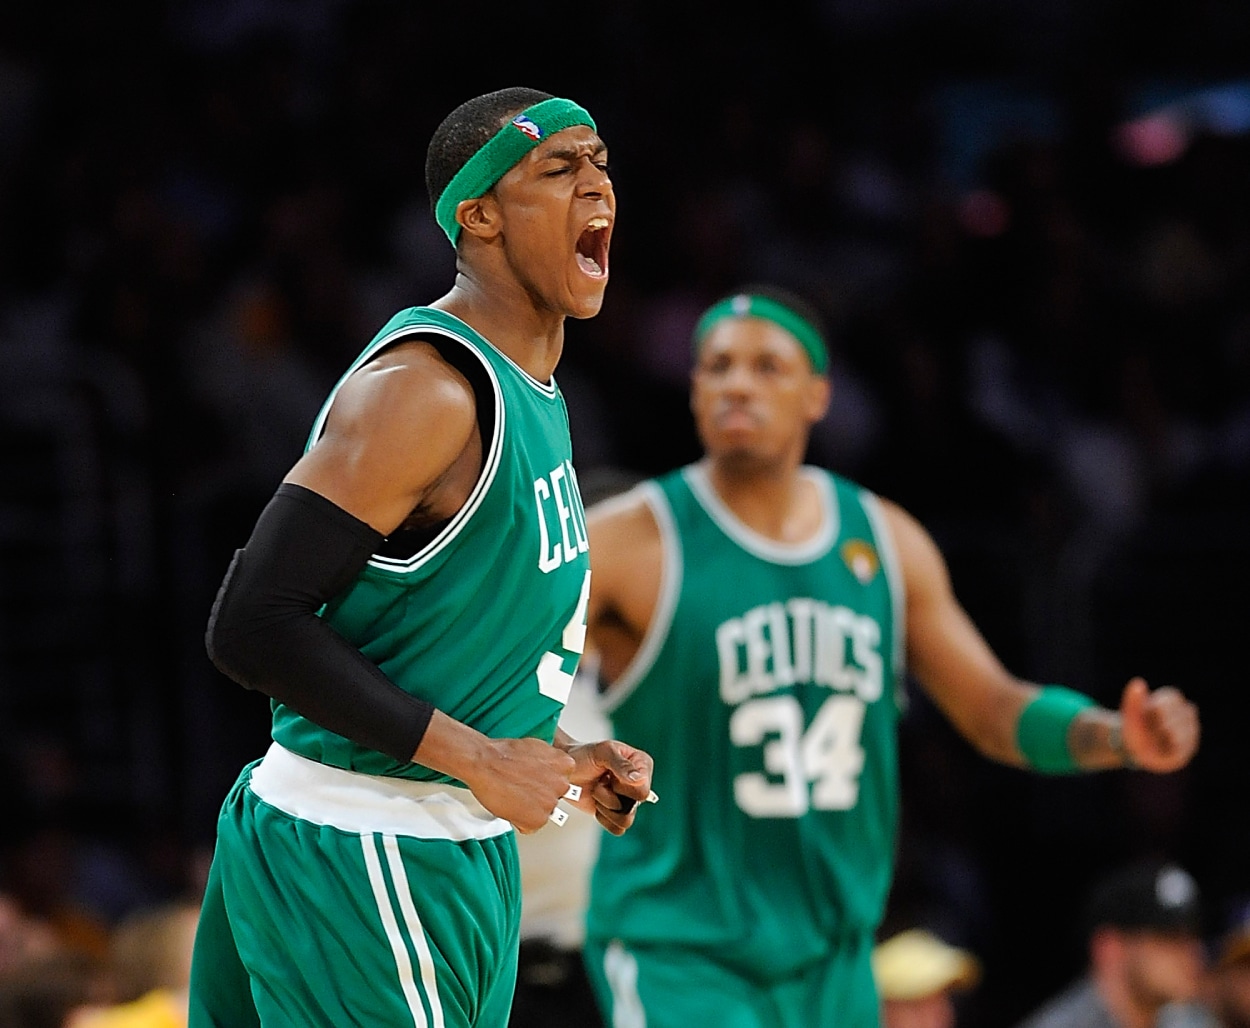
[804,374,831,423]
[689,364,705,416]
[1089,927,1125,971]
[456,194,502,242]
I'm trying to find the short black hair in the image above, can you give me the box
[425,87,554,214]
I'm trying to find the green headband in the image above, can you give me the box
[693,294,829,374]
[435,97,598,246]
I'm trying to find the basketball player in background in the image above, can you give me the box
[581,286,1199,1028]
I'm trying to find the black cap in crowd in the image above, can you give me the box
[1084,859,1203,936]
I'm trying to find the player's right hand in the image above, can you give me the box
[1118,677,1200,772]
[462,737,577,834]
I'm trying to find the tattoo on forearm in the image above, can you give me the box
[1069,712,1131,770]
[1068,717,1102,765]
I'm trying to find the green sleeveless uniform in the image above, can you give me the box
[274,305,593,775]
[584,462,904,1028]
[190,307,592,1028]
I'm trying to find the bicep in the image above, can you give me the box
[584,524,614,652]
[886,502,1035,759]
[584,492,647,637]
[584,492,661,676]
[285,348,477,535]
[285,428,418,535]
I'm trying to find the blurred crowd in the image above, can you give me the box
[0,894,197,1028]
[5,858,1250,1028]
[1,2,1248,1026]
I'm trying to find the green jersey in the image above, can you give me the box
[271,307,592,783]
[586,462,905,981]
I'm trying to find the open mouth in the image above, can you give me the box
[575,216,611,278]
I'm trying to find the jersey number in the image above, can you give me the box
[729,694,866,817]
[536,569,592,705]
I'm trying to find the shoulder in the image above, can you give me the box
[814,467,892,529]
[290,338,482,523]
[865,493,924,556]
[584,480,668,639]
[326,339,478,451]
[586,482,665,606]
[587,482,662,551]
[873,496,940,560]
[874,495,926,545]
[868,496,953,600]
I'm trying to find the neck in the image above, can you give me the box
[434,271,565,382]
[704,455,820,544]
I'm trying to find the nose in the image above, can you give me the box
[576,156,612,200]
[718,360,758,398]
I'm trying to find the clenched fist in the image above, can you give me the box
[1118,677,1200,773]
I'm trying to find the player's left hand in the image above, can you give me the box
[560,739,655,835]
[1118,677,1200,773]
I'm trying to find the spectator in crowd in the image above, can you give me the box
[0,950,102,1028]
[1015,859,1207,1028]
[0,893,61,976]
[67,900,200,1028]
[1213,913,1250,1026]
[875,927,981,1028]
[1185,908,1250,1028]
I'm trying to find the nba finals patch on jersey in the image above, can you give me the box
[841,540,879,585]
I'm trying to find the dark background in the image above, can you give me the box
[1,2,1247,1024]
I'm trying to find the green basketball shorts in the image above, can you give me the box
[189,743,522,1027]
[583,935,880,1028]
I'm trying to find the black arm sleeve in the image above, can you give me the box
[205,483,436,763]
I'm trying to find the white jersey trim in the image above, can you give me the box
[600,482,682,714]
[248,743,513,841]
[307,322,507,575]
[862,491,908,711]
[683,462,839,565]
[436,309,559,398]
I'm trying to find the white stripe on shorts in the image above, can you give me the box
[361,833,427,1027]
[604,940,647,1028]
[383,834,446,1028]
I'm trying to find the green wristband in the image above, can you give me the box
[1016,686,1096,774]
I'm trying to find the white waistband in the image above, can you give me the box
[247,743,513,842]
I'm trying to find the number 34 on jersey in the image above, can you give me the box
[716,598,885,819]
